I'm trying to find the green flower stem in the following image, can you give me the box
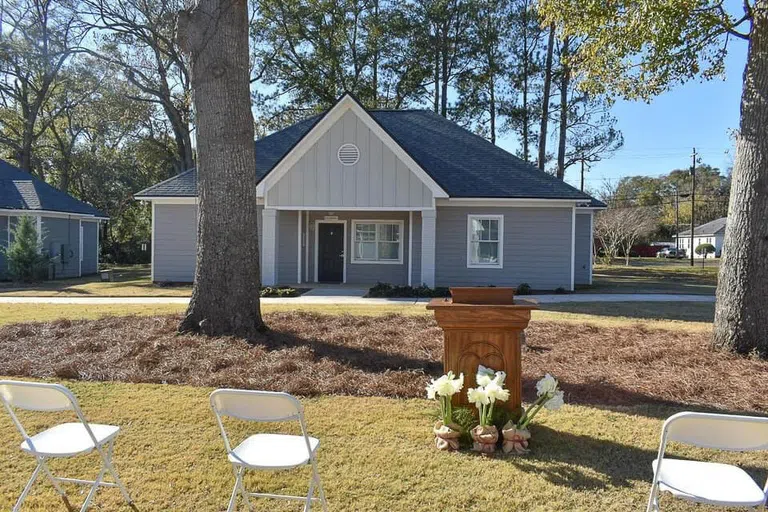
[518,394,550,429]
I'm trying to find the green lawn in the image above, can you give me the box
[0,379,762,511]
[0,301,714,330]
[0,265,192,297]
[586,258,719,295]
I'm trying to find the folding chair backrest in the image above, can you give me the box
[211,389,303,423]
[0,381,75,412]
[664,412,768,452]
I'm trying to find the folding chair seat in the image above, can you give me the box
[647,411,768,511]
[0,380,133,512]
[210,389,328,511]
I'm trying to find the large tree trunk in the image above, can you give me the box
[177,0,264,337]
[538,24,555,171]
[713,9,768,356]
[556,37,570,180]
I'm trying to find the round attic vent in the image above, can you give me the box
[337,143,360,166]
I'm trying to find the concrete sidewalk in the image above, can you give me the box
[0,293,715,305]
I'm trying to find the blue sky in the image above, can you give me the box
[496,33,749,194]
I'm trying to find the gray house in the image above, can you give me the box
[0,160,106,280]
[136,94,604,290]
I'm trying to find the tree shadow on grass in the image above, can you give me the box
[248,328,443,376]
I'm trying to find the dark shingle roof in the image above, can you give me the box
[677,217,727,237]
[135,105,597,203]
[0,160,107,217]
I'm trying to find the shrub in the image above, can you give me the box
[260,286,300,297]
[516,283,532,295]
[2,216,49,282]
[367,282,450,298]
[695,243,716,257]
[554,287,568,294]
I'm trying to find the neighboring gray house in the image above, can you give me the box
[136,93,605,290]
[0,160,106,280]
[675,217,727,258]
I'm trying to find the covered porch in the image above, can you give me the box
[260,208,437,288]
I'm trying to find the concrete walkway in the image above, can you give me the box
[0,293,715,305]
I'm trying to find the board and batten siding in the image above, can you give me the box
[153,203,197,282]
[41,217,81,279]
[574,212,592,285]
[266,110,433,209]
[276,210,299,284]
[434,206,573,290]
[81,220,99,275]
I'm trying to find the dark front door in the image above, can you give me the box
[318,223,344,282]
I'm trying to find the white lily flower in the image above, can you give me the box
[451,373,465,394]
[492,371,507,386]
[536,374,559,397]
[476,365,495,387]
[485,381,510,403]
[467,387,490,407]
[544,390,565,411]
[426,383,436,400]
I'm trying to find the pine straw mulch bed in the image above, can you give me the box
[0,312,765,413]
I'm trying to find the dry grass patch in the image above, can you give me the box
[0,312,764,413]
[1,380,765,512]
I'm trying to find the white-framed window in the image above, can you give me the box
[351,220,404,264]
[467,214,503,268]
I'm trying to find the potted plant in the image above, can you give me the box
[467,366,509,453]
[502,374,564,454]
[426,371,464,451]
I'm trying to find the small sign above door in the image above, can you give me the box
[324,215,339,221]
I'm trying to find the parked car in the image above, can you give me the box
[656,247,685,258]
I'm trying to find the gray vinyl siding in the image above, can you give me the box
[41,217,81,279]
[154,204,197,282]
[277,210,299,284]
[297,211,412,285]
[81,221,98,275]
[267,110,433,209]
[0,215,8,279]
[434,206,573,290]
[574,213,592,285]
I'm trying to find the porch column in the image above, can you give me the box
[262,208,277,286]
[421,209,436,287]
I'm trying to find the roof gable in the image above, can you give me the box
[0,160,106,217]
[257,93,448,199]
[677,217,727,237]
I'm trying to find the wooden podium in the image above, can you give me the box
[427,287,538,418]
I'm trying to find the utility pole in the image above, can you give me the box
[580,154,588,191]
[690,148,697,267]
[674,185,680,253]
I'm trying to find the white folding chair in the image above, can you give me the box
[210,389,328,512]
[0,380,133,512]
[647,411,768,511]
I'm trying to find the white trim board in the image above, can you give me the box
[0,209,107,220]
[257,94,448,199]
[267,205,434,211]
[439,198,582,208]
[314,219,347,283]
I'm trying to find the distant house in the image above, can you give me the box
[0,160,107,280]
[675,217,727,258]
[136,93,606,290]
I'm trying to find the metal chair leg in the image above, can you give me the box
[311,458,328,512]
[303,472,316,512]
[99,439,132,504]
[13,463,43,512]
[227,467,244,512]
[79,464,107,512]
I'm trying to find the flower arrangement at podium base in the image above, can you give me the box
[468,366,509,454]
[426,367,565,455]
[502,374,565,454]
[426,372,464,451]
